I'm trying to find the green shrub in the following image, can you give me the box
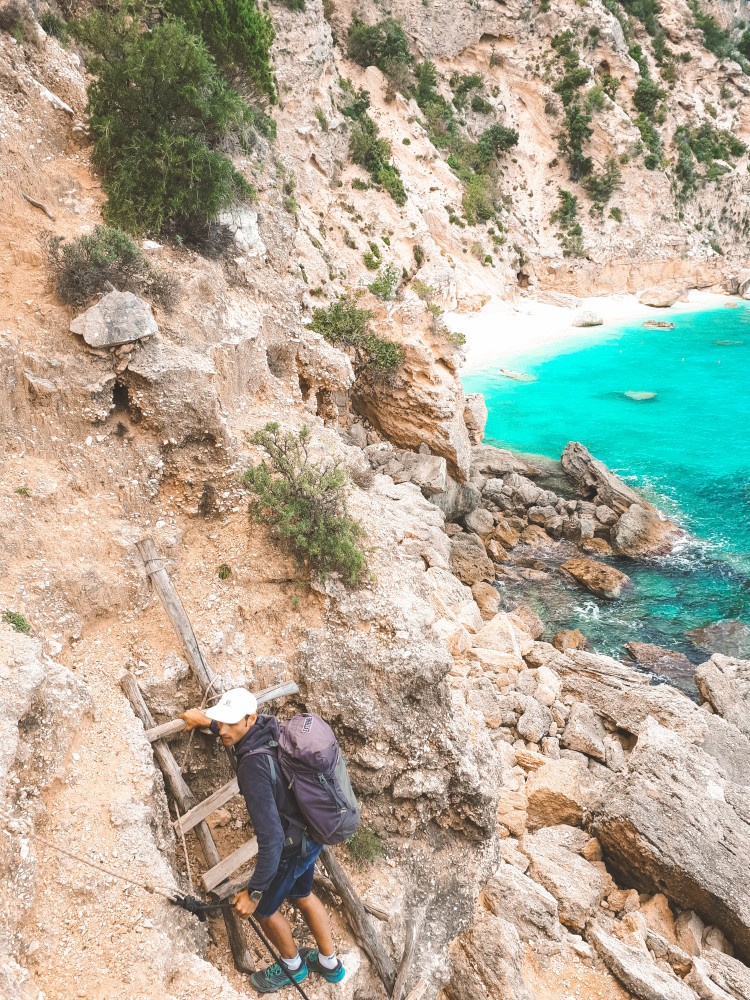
[40,11,69,42]
[551,189,586,257]
[218,563,232,579]
[340,81,371,119]
[43,225,178,308]
[161,0,276,99]
[348,114,407,205]
[346,827,383,865]
[471,94,493,114]
[244,424,367,587]
[585,84,606,111]
[628,44,649,76]
[554,65,592,105]
[309,298,404,383]
[2,610,31,634]
[633,78,665,115]
[600,73,620,99]
[368,263,401,300]
[688,0,735,59]
[557,103,593,180]
[315,107,329,131]
[450,71,483,109]
[413,244,425,266]
[73,14,261,237]
[476,123,519,164]
[609,206,623,222]
[583,156,622,205]
[462,173,495,225]
[347,18,411,73]
[635,114,663,168]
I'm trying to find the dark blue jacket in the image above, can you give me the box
[230,715,306,892]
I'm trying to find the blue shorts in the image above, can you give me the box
[255,842,323,919]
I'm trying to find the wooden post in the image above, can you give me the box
[136,538,221,696]
[391,907,425,1000]
[121,673,255,973]
[321,846,396,994]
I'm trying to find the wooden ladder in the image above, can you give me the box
[123,538,399,993]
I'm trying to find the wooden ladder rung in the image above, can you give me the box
[202,837,258,892]
[173,778,239,836]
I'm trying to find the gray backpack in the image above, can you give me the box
[259,715,361,846]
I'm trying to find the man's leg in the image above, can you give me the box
[257,911,298,962]
[294,893,334,956]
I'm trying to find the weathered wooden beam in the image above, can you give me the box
[404,978,428,1000]
[315,873,390,922]
[392,908,425,1000]
[173,778,239,837]
[144,681,300,744]
[202,837,258,892]
[120,673,254,974]
[321,846,396,994]
[136,537,221,696]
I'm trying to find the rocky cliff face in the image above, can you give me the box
[1,0,750,997]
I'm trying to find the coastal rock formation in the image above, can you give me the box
[687,620,750,660]
[589,718,750,962]
[639,287,683,308]
[695,654,750,735]
[561,442,644,515]
[561,557,630,599]
[612,504,683,558]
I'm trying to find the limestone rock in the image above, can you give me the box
[613,504,682,558]
[471,444,539,479]
[491,517,521,549]
[296,330,354,394]
[553,630,588,652]
[588,921,699,1000]
[450,533,495,585]
[561,557,631,599]
[697,948,750,998]
[561,702,607,761]
[484,863,563,941]
[639,286,682,308]
[572,310,604,327]
[431,479,482,522]
[444,912,534,1000]
[626,642,694,678]
[695,654,750,734]
[510,605,545,640]
[676,911,706,957]
[517,699,551,743]
[688,623,750,661]
[70,290,158,348]
[473,613,534,656]
[520,524,556,547]
[590,718,750,962]
[464,507,495,538]
[464,393,488,445]
[397,451,449,495]
[526,759,585,829]
[522,825,606,930]
[561,441,644,515]
[471,582,500,620]
[216,206,266,256]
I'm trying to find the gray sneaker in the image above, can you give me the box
[299,947,346,984]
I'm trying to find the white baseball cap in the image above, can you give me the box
[204,688,258,724]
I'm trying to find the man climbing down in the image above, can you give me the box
[180,689,346,993]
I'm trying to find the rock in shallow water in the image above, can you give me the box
[624,390,657,401]
[561,557,630,599]
[687,620,750,660]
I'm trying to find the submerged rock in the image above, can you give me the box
[687,620,750,660]
[561,557,630,599]
[499,367,537,382]
[625,642,694,678]
[643,320,676,329]
[624,390,657,401]
[714,339,744,346]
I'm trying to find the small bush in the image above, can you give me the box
[2,610,31,634]
[314,107,329,131]
[609,206,623,222]
[346,17,411,73]
[244,423,367,587]
[40,11,69,42]
[476,123,519,163]
[161,0,276,100]
[348,114,406,205]
[0,0,34,41]
[583,156,622,205]
[43,226,178,308]
[557,103,593,180]
[73,14,261,237]
[551,188,585,257]
[309,298,404,383]
[413,244,425,267]
[633,78,665,116]
[346,827,383,865]
[369,263,401,300]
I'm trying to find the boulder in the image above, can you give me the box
[510,605,545,640]
[471,445,539,479]
[464,394,488,445]
[695,654,750,734]
[526,759,586,829]
[626,642,694,678]
[639,287,682,308]
[561,702,607,761]
[471,582,500,620]
[696,948,750,998]
[613,504,682,557]
[431,479,482,522]
[486,538,508,563]
[561,557,630,599]
[517,699,552,743]
[484,863,563,941]
[572,310,604,327]
[473,613,534,656]
[733,268,750,300]
[521,825,606,930]
[296,330,355,394]
[491,517,521,549]
[625,391,658,401]
[397,452,449,495]
[561,442,644,515]
[444,912,534,1000]
[216,206,266,256]
[520,525,556,547]
[70,290,158,348]
[688,623,750,661]
[588,922,699,1000]
[450,534,495,585]
[464,507,496,538]
[553,630,588,652]
[675,911,706,957]
[590,718,750,962]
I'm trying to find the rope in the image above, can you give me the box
[0,806,175,898]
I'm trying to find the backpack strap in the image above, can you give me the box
[246,745,307,839]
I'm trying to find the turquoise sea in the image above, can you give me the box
[461,304,750,680]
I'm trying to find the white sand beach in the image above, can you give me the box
[448,290,735,374]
